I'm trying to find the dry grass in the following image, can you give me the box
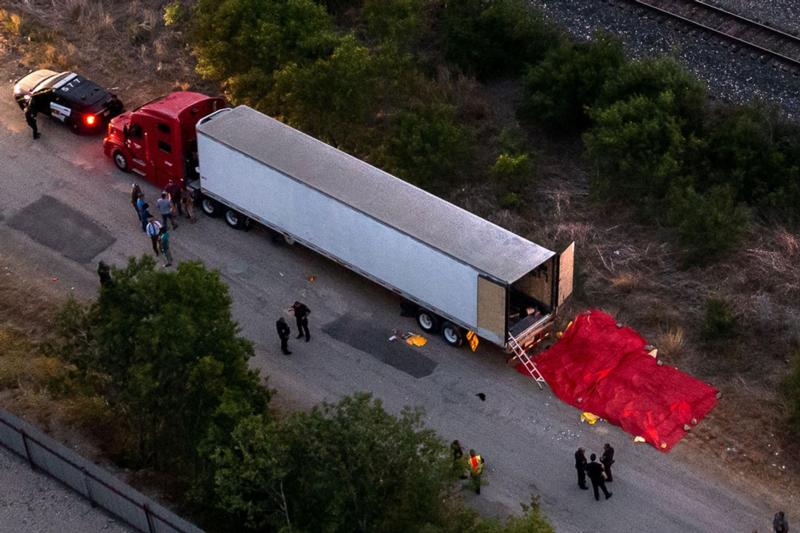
[656,325,685,358]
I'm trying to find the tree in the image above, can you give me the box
[584,93,691,203]
[271,34,379,146]
[53,257,269,472]
[443,0,563,79]
[191,0,338,106]
[519,33,625,131]
[208,393,454,532]
[666,184,750,264]
[384,102,475,189]
[362,0,428,50]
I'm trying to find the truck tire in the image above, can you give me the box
[224,208,248,230]
[416,309,440,333]
[201,196,220,217]
[441,322,464,347]
[113,151,129,172]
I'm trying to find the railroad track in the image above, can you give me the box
[627,0,800,69]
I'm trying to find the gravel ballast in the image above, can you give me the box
[530,0,800,118]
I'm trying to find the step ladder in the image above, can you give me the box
[508,335,547,390]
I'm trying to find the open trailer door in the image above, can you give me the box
[557,242,575,307]
[477,275,507,345]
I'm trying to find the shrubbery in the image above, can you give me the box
[701,297,737,341]
[520,33,625,131]
[443,0,563,79]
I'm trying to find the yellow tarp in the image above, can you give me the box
[580,412,600,425]
[406,335,427,347]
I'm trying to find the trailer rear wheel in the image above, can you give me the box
[416,309,440,333]
[201,197,220,217]
[224,208,248,230]
[441,322,464,347]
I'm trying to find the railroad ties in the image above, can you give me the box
[629,0,800,69]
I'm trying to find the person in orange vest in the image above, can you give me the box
[468,449,485,494]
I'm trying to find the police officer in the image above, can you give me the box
[276,317,292,355]
[292,301,311,342]
[601,443,615,482]
[97,261,112,288]
[575,447,589,490]
[25,101,40,139]
[468,449,485,495]
[586,453,612,501]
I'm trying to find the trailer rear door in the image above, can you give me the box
[557,242,575,307]
[477,275,506,342]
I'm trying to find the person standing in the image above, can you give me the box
[25,102,40,139]
[601,443,615,482]
[586,454,612,501]
[146,217,162,256]
[467,449,485,495]
[774,511,789,533]
[165,180,183,217]
[158,227,173,267]
[451,440,466,479]
[156,191,178,229]
[575,447,589,490]
[138,200,152,233]
[181,189,196,222]
[292,301,311,342]
[131,183,142,215]
[276,317,292,355]
[97,261,112,288]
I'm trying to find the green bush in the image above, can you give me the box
[207,393,453,532]
[584,93,691,202]
[596,57,707,131]
[698,103,800,222]
[443,0,563,79]
[271,34,378,146]
[191,0,338,104]
[384,102,476,189]
[520,32,625,131]
[784,351,800,437]
[163,1,185,27]
[702,297,737,341]
[490,152,534,194]
[667,184,750,264]
[362,0,427,49]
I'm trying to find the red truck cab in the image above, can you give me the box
[103,92,224,189]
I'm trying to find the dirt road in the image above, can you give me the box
[0,69,781,531]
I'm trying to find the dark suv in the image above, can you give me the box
[13,69,124,134]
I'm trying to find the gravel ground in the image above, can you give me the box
[0,446,131,533]
[530,0,800,118]
[706,0,800,36]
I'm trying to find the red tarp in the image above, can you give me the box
[517,310,718,452]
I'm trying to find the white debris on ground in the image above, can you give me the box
[530,0,800,119]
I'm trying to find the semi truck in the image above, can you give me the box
[106,95,574,351]
[194,106,574,350]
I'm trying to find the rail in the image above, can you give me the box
[627,0,800,68]
[0,409,203,533]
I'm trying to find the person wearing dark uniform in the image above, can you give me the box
[97,261,112,288]
[276,317,291,355]
[25,102,40,139]
[575,447,589,490]
[451,440,466,478]
[292,301,310,342]
[773,510,789,533]
[601,443,615,482]
[586,454,612,501]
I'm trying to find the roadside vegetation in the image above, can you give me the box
[41,258,553,532]
[0,0,798,523]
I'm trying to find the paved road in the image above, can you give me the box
[0,446,130,533]
[0,70,780,532]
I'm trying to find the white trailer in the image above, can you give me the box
[194,106,574,350]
